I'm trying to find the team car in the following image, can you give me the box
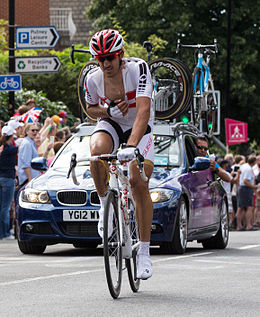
[16,122,229,254]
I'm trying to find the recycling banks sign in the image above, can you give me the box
[15,56,61,73]
[225,118,248,145]
[16,26,59,49]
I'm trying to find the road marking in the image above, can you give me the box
[153,252,213,264]
[195,259,260,266]
[238,244,260,250]
[0,269,103,286]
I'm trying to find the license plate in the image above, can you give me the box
[63,210,99,221]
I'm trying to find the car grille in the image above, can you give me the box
[59,222,99,237]
[89,191,100,205]
[57,190,87,206]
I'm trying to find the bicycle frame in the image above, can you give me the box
[108,161,140,254]
[193,51,218,109]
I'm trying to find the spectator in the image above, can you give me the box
[17,123,41,189]
[0,120,4,137]
[0,125,18,240]
[253,155,260,227]
[37,123,56,160]
[7,119,25,146]
[61,126,71,141]
[236,155,258,231]
[224,153,234,173]
[47,141,64,167]
[25,98,37,110]
[17,105,29,116]
[230,155,244,229]
[58,110,68,125]
[55,130,66,143]
[195,136,231,182]
[220,160,233,226]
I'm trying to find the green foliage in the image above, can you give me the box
[0,19,8,49]
[86,0,260,143]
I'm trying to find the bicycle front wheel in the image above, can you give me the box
[125,198,140,292]
[103,190,122,299]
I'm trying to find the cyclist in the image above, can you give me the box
[85,29,154,280]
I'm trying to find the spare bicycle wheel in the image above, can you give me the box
[149,58,192,120]
[78,60,99,122]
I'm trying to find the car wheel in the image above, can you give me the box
[18,240,46,255]
[201,199,229,249]
[73,242,98,249]
[161,196,188,254]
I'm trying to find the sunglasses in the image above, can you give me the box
[96,51,121,63]
[30,129,39,132]
[196,145,208,151]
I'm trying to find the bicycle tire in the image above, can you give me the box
[125,198,140,292]
[205,91,217,136]
[149,58,192,120]
[103,190,122,299]
[77,60,99,122]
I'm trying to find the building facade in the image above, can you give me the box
[0,0,92,48]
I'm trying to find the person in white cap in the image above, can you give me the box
[8,119,25,146]
[0,125,18,240]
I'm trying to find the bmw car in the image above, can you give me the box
[16,122,229,254]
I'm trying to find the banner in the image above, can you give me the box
[225,118,248,145]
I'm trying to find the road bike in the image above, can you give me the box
[67,149,147,298]
[176,39,219,136]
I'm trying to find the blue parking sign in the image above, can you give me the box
[18,32,29,44]
[0,75,22,91]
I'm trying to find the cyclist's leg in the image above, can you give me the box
[90,119,120,195]
[128,132,154,279]
[89,120,120,237]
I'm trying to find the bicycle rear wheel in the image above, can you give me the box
[149,58,192,120]
[125,198,140,292]
[103,190,122,299]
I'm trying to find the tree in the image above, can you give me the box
[86,0,260,143]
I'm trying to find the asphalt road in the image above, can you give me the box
[0,231,260,317]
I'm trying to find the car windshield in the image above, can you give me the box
[52,135,91,169]
[52,133,180,169]
[154,135,180,166]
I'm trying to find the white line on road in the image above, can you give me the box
[153,252,213,264]
[238,244,260,250]
[0,252,212,286]
[0,269,103,286]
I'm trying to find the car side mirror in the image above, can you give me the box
[190,157,210,171]
[31,157,48,171]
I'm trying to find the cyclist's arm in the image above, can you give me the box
[86,102,110,118]
[126,96,151,147]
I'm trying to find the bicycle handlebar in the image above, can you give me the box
[176,39,218,55]
[67,150,148,184]
[70,44,91,64]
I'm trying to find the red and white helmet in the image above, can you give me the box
[89,29,124,56]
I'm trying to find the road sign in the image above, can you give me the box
[225,118,248,145]
[15,56,61,73]
[16,26,59,49]
[0,75,22,91]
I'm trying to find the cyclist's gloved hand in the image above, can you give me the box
[107,101,124,118]
[117,145,136,162]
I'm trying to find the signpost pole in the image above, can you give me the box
[9,0,15,115]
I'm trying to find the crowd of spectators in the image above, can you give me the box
[195,136,260,231]
[213,152,260,231]
[0,99,75,240]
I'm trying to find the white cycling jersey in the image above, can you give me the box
[84,57,154,127]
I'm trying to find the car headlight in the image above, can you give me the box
[21,188,50,204]
[150,188,173,203]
